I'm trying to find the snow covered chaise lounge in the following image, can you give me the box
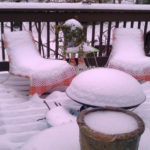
[3,31,76,95]
[107,28,150,81]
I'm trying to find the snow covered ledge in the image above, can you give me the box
[0,3,150,11]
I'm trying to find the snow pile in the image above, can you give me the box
[66,42,99,53]
[21,122,80,150]
[3,30,75,79]
[66,68,145,108]
[21,123,150,150]
[108,28,150,77]
[82,42,99,53]
[85,110,138,134]
[64,18,83,30]
[0,88,49,149]
[46,106,76,126]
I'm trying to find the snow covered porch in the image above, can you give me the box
[0,3,150,150]
[0,66,150,150]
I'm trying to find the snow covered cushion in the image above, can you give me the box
[108,28,150,81]
[113,28,143,39]
[3,31,41,75]
[111,28,144,57]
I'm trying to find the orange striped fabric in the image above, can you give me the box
[29,74,76,95]
[10,66,76,95]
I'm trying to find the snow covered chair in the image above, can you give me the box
[107,28,150,81]
[3,31,76,95]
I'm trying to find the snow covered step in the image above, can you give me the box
[4,85,29,91]
[4,79,30,85]
[0,99,29,105]
[0,92,22,98]
[0,131,39,150]
[0,102,31,110]
[0,101,46,111]
[0,121,48,134]
[3,74,29,82]
[0,114,46,125]
[0,97,28,104]
[0,135,23,150]
[9,131,40,144]
[0,108,48,118]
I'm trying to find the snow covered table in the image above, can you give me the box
[66,68,146,109]
[21,122,150,150]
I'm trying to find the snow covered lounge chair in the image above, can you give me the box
[3,31,76,95]
[107,28,150,81]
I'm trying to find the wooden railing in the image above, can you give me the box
[0,3,150,71]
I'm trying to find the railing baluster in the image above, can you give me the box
[115,21,119,28]
[91,22,96,47]
[1,22,5,61]
[10,22,13,31]
[138,21,141,29]
[47,21,50,58]
[144,21,148,36]
[29,22,32,31]
[131,21,134,28]
[20,22,23,31]
[83,22,87,42]
[99,21,103,56]
[123,21,127,28]
[106,21,112,57]
[55,21,59,59]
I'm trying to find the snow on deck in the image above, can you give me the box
[0,3,150,11]
[0,71,150,149]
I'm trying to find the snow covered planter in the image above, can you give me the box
[77,107,145,150]
[58,18,85,49]
[57,18,86,64]
[57,19,99,67]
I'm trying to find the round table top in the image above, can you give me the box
[21,122,150,150]
[66,68,146,108]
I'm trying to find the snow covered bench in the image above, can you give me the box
[107,28,150,81]
[3,31,76,95]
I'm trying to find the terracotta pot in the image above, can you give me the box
[77,107,145,150]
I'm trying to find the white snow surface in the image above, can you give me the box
[0,72,81,150]
[0,3,150,11]
[66,68,145,107]
[85,111,138,134]
[3,30,73,79]
[0,72,150,149]
[21,123,150,150]
[108,28,150,74]
[66,42,99,53]
[64,18,83,30]
[21,122,80,150]
[46,106,76,126]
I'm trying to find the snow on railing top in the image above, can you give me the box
[0,2,150,11]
